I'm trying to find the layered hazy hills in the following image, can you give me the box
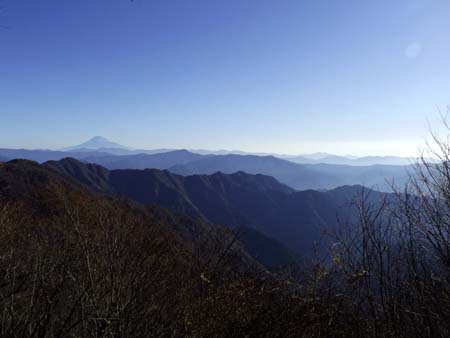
[168,154,410,191]
[63,136,420,166]
[82,149,206,170]
[64,136,174,155]
[0,136,413,191]
[287,154,418,166]
[44,158,384,257]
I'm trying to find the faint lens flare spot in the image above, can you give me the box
[405,42,422,59]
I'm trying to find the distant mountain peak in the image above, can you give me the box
[63,136,130,151]
[90,136,109,142]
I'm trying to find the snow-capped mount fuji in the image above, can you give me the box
[63,136,130,151]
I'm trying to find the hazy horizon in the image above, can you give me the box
[0,134,427,158]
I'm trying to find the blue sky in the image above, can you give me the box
[1,0,449,155]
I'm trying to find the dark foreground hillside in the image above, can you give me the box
[45,157,379,258]
[1,159,450,337]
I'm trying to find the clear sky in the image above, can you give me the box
[1,0,449,156]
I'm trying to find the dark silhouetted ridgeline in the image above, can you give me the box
[46,158,379,258]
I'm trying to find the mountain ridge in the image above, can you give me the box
[59,136,419,166]
[45,158,386,257]
[0,147,411,191]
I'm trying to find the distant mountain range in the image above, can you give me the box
[0,137,413,192]
[82,149,206,170]
[59,137,420,166]
[168,154,410,191]
[286,154,418,166]
[45,158,386,259]
[63,136,175,155]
